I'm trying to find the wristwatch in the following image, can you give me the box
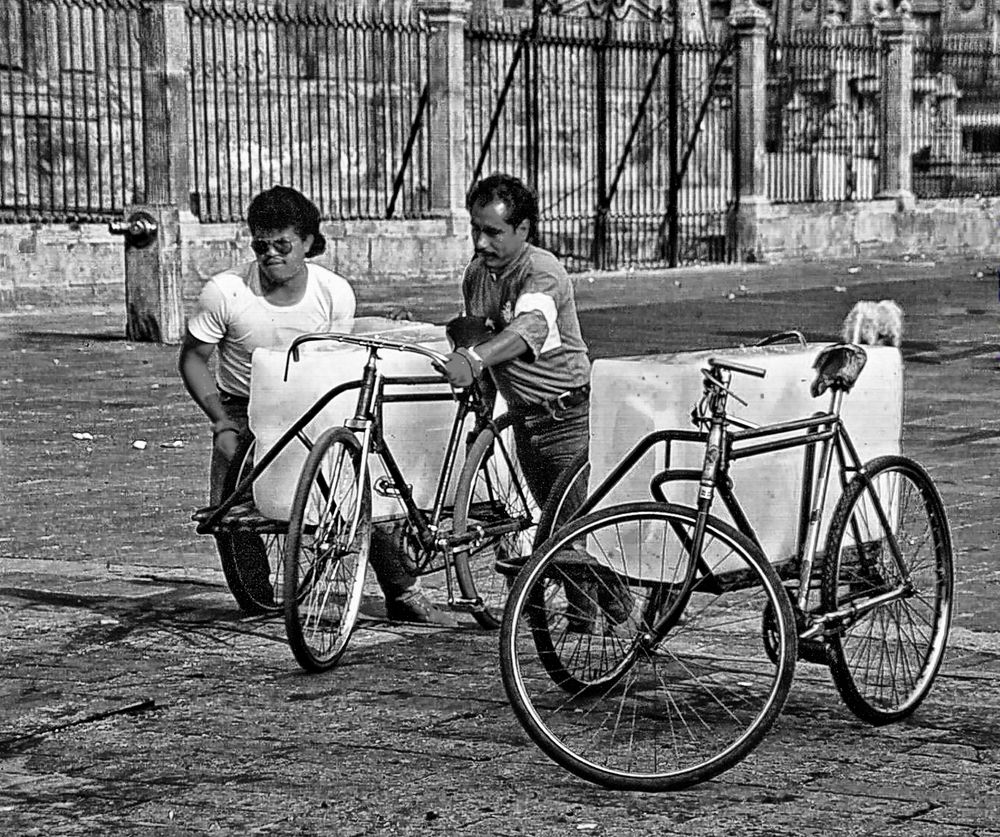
[457,346,485,378]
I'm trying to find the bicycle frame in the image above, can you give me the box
[196,332,483,546]
[569,362,916,645]
[273,331,533,604]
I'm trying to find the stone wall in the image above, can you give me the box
[0,224,124,309]
[752,196,1000,261]
[0,218,469,312]
[3,197,998,312]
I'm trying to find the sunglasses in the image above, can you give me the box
[250,237,295,256]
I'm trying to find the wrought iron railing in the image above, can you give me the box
[187,0,432,222]
[765,26,883,204]
[0,0,145,223]
[913,32,1000,199]
[465,3,735,271]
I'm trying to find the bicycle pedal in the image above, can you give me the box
[374,476,410,498]
[448,596,485,613]
[191,506,216,523]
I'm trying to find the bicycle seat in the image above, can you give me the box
[446,315,494,349]
[810,343,867,397]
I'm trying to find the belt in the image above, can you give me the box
[511,384,590,418]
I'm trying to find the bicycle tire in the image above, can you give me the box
[452,414,537,629]
[215,438,284,616]
[821,455,954,725]
[283,427,372,673]
[500,502,797,792]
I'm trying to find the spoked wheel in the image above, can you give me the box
[821,455,953,725]
[215,438,284,616]
[453,414,537,629]
[500,502,797,792]
[283,428,372,673]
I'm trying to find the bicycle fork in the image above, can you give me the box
[638,418,724,649]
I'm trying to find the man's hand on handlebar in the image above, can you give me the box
[436,348,483,389]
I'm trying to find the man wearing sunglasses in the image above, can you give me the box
[179,186,449,624]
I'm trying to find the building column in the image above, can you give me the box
[111,0,194,344]
[728,0,771,262]
[418,0,471,233]
[876,12,918,209]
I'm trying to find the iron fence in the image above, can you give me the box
[765,26,883,204]
[913,32,1000,199]
[466,7,735,272]
[0,0,145,223]
[187,0,432,222]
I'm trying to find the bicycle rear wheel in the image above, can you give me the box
[215,438,284,615]
[821,455,953,725]
[283,427,371,673]
[453,414,537,629]
[500,502,796,792]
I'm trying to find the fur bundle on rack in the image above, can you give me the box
[841,299,904,347]
[810,300,903,397]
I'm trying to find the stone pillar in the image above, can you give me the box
[728,0,771,262]
[876,12,918,209]
[113,0,194,344]
[418,0,471,233]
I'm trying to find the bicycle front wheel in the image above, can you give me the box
[453,414,537,629]
[283,428,372,673]
[821,455,954,725]
[500,502,797,792]
[215,438,284,616]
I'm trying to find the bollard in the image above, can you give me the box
[108,211,159,250]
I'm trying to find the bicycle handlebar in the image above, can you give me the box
[286,331,451,366]
[708,357,767,379]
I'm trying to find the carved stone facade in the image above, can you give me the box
[486,0,999,42]
[773,0,998,36]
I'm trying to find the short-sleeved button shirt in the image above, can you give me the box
[187,260,356,398]
[462,243,591,408]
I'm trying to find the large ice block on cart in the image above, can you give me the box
[586,343,903,578]
[248,317,462,522]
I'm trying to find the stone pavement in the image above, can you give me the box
[2,255,1000,835]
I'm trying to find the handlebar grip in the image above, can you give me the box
[754,330,807,348]
[708,357,767,378]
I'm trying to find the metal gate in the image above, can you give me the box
[465,0,736,272]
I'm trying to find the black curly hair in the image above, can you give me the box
[247,185,326,258]
[466,173,538,240]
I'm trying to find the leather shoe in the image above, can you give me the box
[563,574,634,633]
[385,590,459,627]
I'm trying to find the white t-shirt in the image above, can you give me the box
[187,260,356,397]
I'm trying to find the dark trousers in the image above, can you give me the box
[511,400,590,513]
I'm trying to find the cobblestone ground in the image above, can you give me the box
[2,256,999,835]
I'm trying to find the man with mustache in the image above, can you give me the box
[438,174,629,630]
